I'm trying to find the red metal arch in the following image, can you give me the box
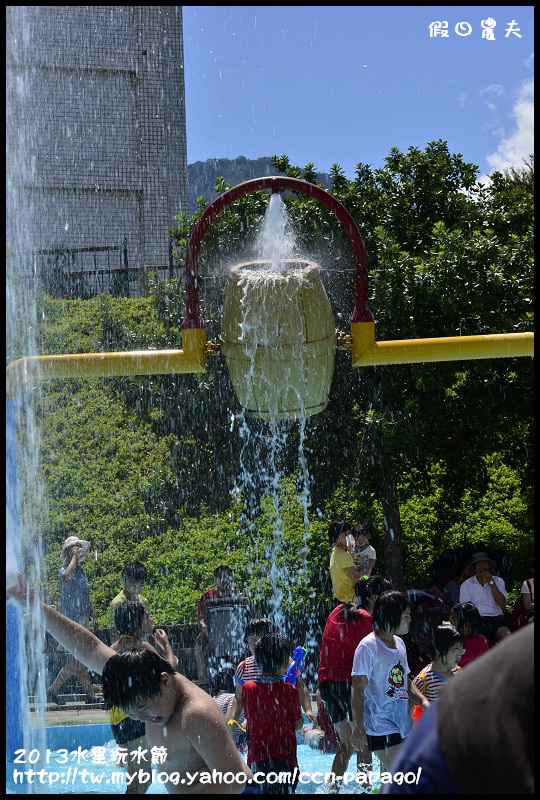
[181,176,373,328]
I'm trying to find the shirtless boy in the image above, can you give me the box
[7,577,253,795]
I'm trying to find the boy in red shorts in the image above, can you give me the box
[242,633,304,794]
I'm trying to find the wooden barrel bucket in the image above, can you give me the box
[220,260,335,419]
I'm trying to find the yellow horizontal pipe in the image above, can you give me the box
[6,328,207,397]
[351,322,534,367]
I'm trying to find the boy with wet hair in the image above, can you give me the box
[242,633,303,795]
[108,601,178,794]
[350,591,429,780]
[7,577,253,794]
[102,649,176,714]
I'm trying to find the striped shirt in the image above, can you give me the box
[233,654,295,686]
[413,663,460,703]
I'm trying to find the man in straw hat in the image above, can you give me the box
[459,551,511,644]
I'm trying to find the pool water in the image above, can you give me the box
[7,739,382,794]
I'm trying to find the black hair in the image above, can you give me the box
[114,600,146,636]
[335,602,361,622]
[335,576,393,622]
[433,623,464,658]
[356,575,393,610]
[121,561,147,582]
[101,649,175,711]
[214,565,233,577]
[328,519,352,546]
[245,617,275,642]
[354,522,370,538]
[450,601,484,637]
[254,633,290,675]
[372,590,410,632]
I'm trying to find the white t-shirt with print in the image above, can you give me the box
[353,543,377,576]
[351,631,411,739]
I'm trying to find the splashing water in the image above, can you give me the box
[254,192,297,269]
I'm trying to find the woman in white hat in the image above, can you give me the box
[46,537,97,705]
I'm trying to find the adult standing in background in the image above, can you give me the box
[46,536,97,704]
[329,520,360,605]
[459,551,510,643]
[195,566,251,692]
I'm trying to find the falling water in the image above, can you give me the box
[228,195,318,638]
[6,5,48,775]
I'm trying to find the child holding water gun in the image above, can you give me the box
[227,619,317,728]
[242,633,304,794]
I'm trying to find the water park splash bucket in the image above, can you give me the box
[220,260,335,418]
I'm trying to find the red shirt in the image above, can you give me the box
[242,680,302,767]
[318,605,373,683]
[459,635,490,668]
[197,589,220,620]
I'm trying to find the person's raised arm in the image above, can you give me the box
[7,577,114,676]
[62,548,79,580]
[478,569,507,609]
[43,604,114,675]
[152,628,178,669]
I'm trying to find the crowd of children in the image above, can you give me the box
[7,520,532,796]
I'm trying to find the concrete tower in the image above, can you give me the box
[7,6,188,279]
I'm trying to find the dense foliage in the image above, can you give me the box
[16,142,533,625]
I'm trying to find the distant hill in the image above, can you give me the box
[187,156,331,214]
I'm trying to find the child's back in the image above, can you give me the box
[242,633,303,794]
[242,679,302,767]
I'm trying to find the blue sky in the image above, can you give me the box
[183,6,534,181]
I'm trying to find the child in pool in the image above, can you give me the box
[350,591,429,777]
[227,618,317,728]
[7,577,253,794]
[242,633,304,795]
[109,601,177,794]
[413,623,464,704]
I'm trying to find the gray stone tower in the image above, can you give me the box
[6,6,188,274]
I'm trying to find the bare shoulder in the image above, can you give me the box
[177,679,230,734]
